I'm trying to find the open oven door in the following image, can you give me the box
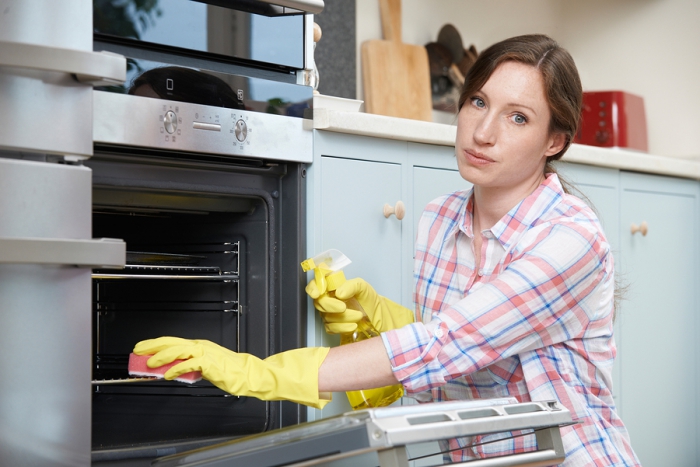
[0,2,126,465]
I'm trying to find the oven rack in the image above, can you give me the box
[118,264,222,273]
[92,354,160,386]
[91,375,231,397]
[93,270,239,281]
[94,302,240,312]
[91,377,229,396]
[92,377,159,385]
[92,354,210,388]
[94,241,242,281]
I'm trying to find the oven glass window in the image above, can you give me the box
[94,0,305,69]
[97,57,313,118]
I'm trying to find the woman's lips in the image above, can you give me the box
[465,149,495,166]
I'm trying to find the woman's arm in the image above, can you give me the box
[318,336,399,392]
[384,222,614,393]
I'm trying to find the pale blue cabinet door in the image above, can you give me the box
[617,172,698,467]
[319,156,403,303]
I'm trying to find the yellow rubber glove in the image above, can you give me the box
[306,277,414,334]
[133,337,331,409]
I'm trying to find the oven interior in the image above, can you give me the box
[90,183,276,451]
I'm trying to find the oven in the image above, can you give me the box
[88,0,319,464]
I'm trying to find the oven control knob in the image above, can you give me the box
[164,111,177,134]
[235,119,248,142]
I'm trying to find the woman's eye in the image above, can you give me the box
[512,114,527,124]
[471,97,485,108]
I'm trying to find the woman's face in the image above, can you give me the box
[455,61,565,194]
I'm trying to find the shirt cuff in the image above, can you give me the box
[381,321,448,393]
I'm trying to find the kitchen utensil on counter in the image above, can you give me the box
[425,42,453,95]
[575,91,648,152]
[436,24,479,88]
[460,43,479,81]
[437,24,465,64]
[361,0,432,121]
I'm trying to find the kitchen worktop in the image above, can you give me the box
[312,107,700,180]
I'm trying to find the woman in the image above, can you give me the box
[135,34,640,465]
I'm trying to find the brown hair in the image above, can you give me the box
[458,34,582,172]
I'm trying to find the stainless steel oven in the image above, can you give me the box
[88,0,319,464]
[87,144,309,466]
[1,0,321,465]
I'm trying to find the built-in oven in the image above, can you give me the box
[88,0,319,464]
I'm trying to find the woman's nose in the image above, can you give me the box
[473,113,497,145]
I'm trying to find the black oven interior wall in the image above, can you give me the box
[87,151,307,455]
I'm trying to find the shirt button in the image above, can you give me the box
[435,329,443,338]
[478,269,484,276]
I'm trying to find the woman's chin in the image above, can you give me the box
[458,165,493,186]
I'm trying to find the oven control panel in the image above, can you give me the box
[93,91,312,163]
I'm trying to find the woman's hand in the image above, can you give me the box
[306,277,415,334]
[133,337,331,409]
[305,278,364,334]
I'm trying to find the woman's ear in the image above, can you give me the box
[544,132,567,158]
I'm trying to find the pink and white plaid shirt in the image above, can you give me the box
[381,173,640,466]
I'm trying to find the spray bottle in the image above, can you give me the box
[301,249,403,410]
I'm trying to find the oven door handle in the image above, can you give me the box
[0,41,126,87]
[0,237,126,269]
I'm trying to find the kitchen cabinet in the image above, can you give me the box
[558,162,700,466]
[616,172,698,466]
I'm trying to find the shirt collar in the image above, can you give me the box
[491,172,564,249]
[456,173,564,248]
[457,190,476,238]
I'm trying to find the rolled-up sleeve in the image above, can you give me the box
[381,221,612,394]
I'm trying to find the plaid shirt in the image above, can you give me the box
[381,173,640,466]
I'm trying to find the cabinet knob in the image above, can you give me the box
[630,221,648,236]
[383,201,405,220]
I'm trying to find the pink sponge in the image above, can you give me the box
[128,353,202,384]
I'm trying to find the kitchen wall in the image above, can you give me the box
[354,0,700,158]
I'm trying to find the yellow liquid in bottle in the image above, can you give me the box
[339,298,404,410]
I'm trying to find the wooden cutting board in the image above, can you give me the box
[361,0,432,121]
